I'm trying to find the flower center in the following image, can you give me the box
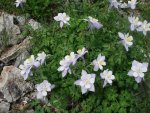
[98,61,105,65]
[92,18,98,22]
[107,74,111,79]
[125,36,132,43]
[77,50,82,55]
[137,68,141,74]
[85,79,90,85]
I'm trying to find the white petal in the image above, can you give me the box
[42,91,47,96]
[107,79,112,84]
[74,80,81,85]
[54,16,59,21]
[91,74,96,79]
[133,72,138,77]
[135,77,142,83]
[130,24,135,31]
[124,44,129,51]
[80,81,84,86]
[132,60,139,66]
[34,61,41,68]
[60,21,64,28]
[82,70,87,76]
[37,92,43,99]
[139,72,144,77]
[23,73,29,80]
[62,70,67,77]
[128,70,133,76]
[89,85,95,92]
[90,78,95,83]
[57,66,65,71]
[81,87,87,94]
[118,32,124,39]
[103,80,107,88]
[94,65,99,71]
[142,63,148,72]
[85,84,91,89]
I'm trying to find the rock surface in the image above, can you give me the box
[25,109,35,113]
[0,12,24,53]
[0,66,34,102]
[0,36,31,64]
[28,19,41,30]
[0,101,10,113]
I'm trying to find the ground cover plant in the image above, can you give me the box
[0,0,150,113]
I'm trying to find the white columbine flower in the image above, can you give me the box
[19,55,40,80]
[100,69,115,87]
[54,13,70,28]
[36,52,46,65]
[92,54,106,71]
[19,63,32,80]
[77,47,88,59]
[65,52,78,65]
[84,16,103,30]
[128,16,142,31]
[57,52,78,77]
[118,32,133,51]
[15,0,26,7]
[128,0,137,9]
[24,55,40,68]
[57,59,72,77]
[128,60,149,83]
[137,20,150,36]
[74,70,95,94]
[36,80,55,99]
[109,0,121,9]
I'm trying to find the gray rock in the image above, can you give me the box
[25,109,34,113]
[0,101,10,113]
[16,16,26,26]
[14,50,30,67]
[0,36,31,64]
[0,91,4,102]
[0,12,24,53]
[0,66,34,102]
[28,19,41,30]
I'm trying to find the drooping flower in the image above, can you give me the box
[19,55,40,80]
[100,69,115,87]
[74,70,96,94]
[128,60,148,83]
[109,0,121,9]
[54,13,70,28]
[92,54,106,71]
[65,52,78,65]
[36,52,46,65]
[24,55,40,68]
[36,80,55,99]
[77,47,88,59]
[15,0,26,7]
[57,59,72,77]
[58,52,78,77]
[84,16,103,30]
[137,20,150,36]
[19,63,32,80]
[118,32,133,51]
[128,16,142,31]
[128,0,137,9]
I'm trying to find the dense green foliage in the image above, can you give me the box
[0,0,150,113]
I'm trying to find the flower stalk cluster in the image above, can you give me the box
[19,52,46,80]
[58,47,88,77]
[128,16,150,36]
[109,0,137,9]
